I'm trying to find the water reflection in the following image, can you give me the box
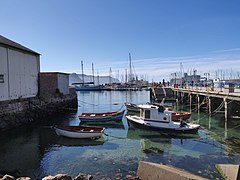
[1,91,240,179]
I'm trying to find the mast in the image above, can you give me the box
[125,69,128,83]
[129,53,133,82]
[92,63,95,85]
[109,67,112,85]
[97,71,100,85]
[81,60,84,84]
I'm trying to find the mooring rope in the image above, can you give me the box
[103,132,126,139]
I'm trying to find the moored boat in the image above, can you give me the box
[125,104,199,133]
[54,125,105,139]
[164,107,191,121]
[79,110,125,122]
[125,102,191,121]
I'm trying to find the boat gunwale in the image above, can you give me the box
[54,125,105,133]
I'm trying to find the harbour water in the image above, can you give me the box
[1,90,240,179]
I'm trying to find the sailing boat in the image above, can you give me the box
[74,61,102,91]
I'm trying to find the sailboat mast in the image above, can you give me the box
[109,67,112,85]
[97,71,100,85]
[92,63,95,85]
[81,60,84,84]
[129,53,133,82]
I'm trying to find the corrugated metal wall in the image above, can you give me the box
[0,46,9,101]
[0,47,39,101]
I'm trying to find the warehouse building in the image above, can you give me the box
[0,35,40,101]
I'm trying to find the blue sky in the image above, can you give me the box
[1,0,240,81]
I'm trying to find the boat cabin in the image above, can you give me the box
[139,105,172,123]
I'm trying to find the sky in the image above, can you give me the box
[1,0,240,82]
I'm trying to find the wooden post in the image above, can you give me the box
[208,96,211,116]
[181,92,184,103]
[197,95,200,112]
[224,98,228,138]
[208,116,211,129]
[189,93,192,112]
[176,98,179,110]
[224,98,228,121]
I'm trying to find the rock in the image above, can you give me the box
[1,174,15,180]
[125,174,139,180]
[42,174,72,180]
[42,175,55,180]
[0,169,21,178]
[16,177,31,180]
[86,175,93,180]
[75,173,85,180]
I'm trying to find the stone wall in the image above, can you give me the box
[0,94,78,132]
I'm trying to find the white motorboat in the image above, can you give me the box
[125,104,199,133]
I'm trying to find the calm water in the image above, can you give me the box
[1,90,240,179]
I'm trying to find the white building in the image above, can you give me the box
[0,35,40,101]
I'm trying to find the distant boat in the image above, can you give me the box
[125,104,199,133]
[79,110,125,122]
[74,61,103,91]
[54,125,105,139]
[73,83,103,91]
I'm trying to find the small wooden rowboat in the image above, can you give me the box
[79,110,125,122]
[165,108,191,122]
[54,125,105,139]
[172,111,191,121]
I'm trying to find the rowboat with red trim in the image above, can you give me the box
[79,110,125,122]
[54,125,105,139]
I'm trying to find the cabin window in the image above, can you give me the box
[145,110,151,119]
[0,75,4,83]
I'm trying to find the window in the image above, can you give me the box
[144,110,151,119]
[0,75,4,83]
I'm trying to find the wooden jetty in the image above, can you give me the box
[150,86,240,120]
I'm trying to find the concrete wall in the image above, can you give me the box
[0,46,40,101]
[57,73,69,95]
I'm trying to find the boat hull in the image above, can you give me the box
[54,126,105,139]
[75,86,102,91]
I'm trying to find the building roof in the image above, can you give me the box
[0,35,40,55]
[40,72,70,76]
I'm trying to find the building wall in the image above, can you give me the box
[39,73,69,96]
[0,47,9,101]
[39,73,58,96]
[57,74,69,95]
[0,46,39,101]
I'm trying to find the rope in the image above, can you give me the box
[78,100,99,106]
[103,132,126,139]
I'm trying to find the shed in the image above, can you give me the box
[39,72,70,96]
[0,35,40,101]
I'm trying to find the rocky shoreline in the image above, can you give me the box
[0,173,139,180]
